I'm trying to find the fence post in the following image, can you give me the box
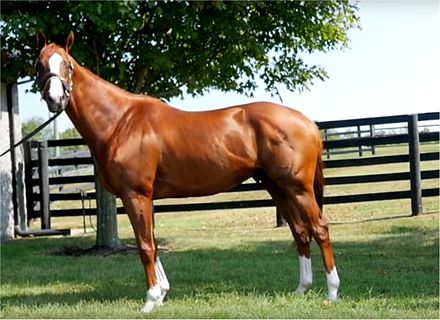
[408,114,422,216]
[370,125,376,155]
[357,126,362,157]
[324,129,330,159]
[37,140,51,229]
[23,141,34,226]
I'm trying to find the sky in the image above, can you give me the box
[17,1,440,132]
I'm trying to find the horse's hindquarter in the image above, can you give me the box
[153,107,259,198]
[246,102,322,184]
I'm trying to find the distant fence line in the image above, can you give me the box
[322,124,376,158]
[23,112,439,230]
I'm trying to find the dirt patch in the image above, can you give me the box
[52,244,138,257]
[51,239,170,257]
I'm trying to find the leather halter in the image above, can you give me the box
[39,60,74,100]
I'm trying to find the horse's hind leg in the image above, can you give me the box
[262,173,339,301]
[292,189,340,301]
[258,175,314,295]
[312,215,340,301]
[277,198,314,296]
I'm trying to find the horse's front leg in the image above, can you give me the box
[121,192,169,313]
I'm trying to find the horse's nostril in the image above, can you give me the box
[47,95,56,105]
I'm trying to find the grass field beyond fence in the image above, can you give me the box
[1,201,439,318]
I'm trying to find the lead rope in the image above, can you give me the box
[1,58,76,158]
[80,189,96,233]
[0,111,62,157]
[80,189,87,233]
[88,192,96,232]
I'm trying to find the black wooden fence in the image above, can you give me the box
[24,112,439,228]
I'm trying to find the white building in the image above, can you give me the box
[0,82,26,240]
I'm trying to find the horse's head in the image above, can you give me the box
[36,31,75,113]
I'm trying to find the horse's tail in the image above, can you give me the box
[314,149,325,212]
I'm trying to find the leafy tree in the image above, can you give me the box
[1,1,359,99]
[60,127,81,139]
[59,127,87,152]
[2,1,359,248]
[21,116,53,141]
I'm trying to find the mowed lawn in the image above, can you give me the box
[1,142,439,318]
[1,200,438,318]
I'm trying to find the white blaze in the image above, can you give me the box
[47,53,65,102]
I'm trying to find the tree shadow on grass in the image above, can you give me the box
[1,225,438,312]
[164,225,438,301]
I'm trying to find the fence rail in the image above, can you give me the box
[24,112,439,227]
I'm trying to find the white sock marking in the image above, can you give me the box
[155,257,170,291]
[326,266,340,301]
[141,257,170,313]
[142,284,162,313]
[295,256,313,294]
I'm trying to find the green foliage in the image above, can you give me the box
[21,116,53,141]
[59,127,81,140]
[1,1,359,99]
[59,127,88,152]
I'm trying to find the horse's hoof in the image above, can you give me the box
[294,283,311,295]
[326,290,338,302]
[294,288,306,296]
[157,288,168,305]
[141,301,157,313]
[141,285,169,313]
[141,284,164,313]
[323,300,333,306]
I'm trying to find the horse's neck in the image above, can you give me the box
[66,60,131,154]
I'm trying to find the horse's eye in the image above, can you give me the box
[63,60,73,71]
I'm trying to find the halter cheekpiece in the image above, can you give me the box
[39,60,74,99]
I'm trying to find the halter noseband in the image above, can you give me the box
[39,60,74,100]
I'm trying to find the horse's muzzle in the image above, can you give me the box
[45,93,68,113]
[41,75,70,113]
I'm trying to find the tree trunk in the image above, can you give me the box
[94,163,121,248]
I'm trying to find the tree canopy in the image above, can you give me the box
[1,1,359,99]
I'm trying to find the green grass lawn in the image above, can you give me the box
[1,204,439,318]
[2,142,439,318]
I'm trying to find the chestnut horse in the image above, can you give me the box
[36,32,340,312]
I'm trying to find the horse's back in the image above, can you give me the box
[242,102,321,148]
[152,104,258,198]
[242,102,317,130]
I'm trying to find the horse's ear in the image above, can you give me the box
[64,31,74,52]
[36,31,47,51]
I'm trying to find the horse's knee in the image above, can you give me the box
[312,219,330,246]
[138,240,156,263]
